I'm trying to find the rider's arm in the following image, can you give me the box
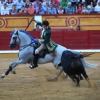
[33,19,42,27]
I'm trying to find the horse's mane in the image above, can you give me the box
[10,29,38,44]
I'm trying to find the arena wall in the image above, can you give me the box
[0,30,100,50]
[0,15,100,58]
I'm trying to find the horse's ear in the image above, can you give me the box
[15,31,18,35]
[15,28,18,31]
[15,28,18,35]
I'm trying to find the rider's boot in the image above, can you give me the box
[29,54,39,69]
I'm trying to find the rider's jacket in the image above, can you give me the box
[35,21,58,53]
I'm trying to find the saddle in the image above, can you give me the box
[33,44,57,58]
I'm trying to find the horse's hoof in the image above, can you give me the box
[12,70,16,74]
[76,84,80,87]
[51,77,57,81]
[0,75,5,79]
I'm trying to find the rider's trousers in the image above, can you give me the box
[37,44,44,52]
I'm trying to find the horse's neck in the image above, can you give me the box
[19,32,31,47]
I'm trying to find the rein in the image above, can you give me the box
[19,43,33,51]
[17,31,37,52]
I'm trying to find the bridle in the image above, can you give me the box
[10,30,37,52]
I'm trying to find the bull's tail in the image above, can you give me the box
[81,58,98,68]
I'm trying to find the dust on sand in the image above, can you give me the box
[0,57,100,100]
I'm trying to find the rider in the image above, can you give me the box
[29,19,58,69]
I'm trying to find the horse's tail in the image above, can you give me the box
[81,58,98,68]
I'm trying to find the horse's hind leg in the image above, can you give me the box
[51,69,63,81]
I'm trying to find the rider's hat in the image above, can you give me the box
[42,20,49,26]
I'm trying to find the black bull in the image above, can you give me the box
[61,50,91,87]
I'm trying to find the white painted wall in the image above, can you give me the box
[34,15,42,29]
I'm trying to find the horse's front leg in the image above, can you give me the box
[0,59,26,78]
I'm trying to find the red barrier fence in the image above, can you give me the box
[0,30,100,50]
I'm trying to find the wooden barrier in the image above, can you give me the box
[43,14,100,30]
[0,14,100,31]
[0,30,100,50]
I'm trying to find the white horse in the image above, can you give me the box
[0,29,98,79]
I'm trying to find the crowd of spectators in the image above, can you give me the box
[0,0,100,15]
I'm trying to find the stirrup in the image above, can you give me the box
[29,63,38,69]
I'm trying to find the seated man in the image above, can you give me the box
[65,2,75,14]
[29,20,58,69]
[94,1,100,13]
[33,23,41,31]
[1,3,10,15]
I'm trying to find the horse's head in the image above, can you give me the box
[10,28,20,49]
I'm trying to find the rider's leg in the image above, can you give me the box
[33,54,39,67]
[29,44,45,69]
[37,44,44,53]
[34,44,44,66]
[29,54,39,69]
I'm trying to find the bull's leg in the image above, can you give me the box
[85,77,91,88]
[70,75,80,87]
[80,74,84,80]
[80,67,91,87]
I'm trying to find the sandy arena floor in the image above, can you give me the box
[0,57,100,100]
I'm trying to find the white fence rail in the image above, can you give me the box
[0,50,100,54]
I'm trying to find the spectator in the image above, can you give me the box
[1,3,10,15]
[36,3,45,14]
[76,25,81,30]
[94,1,100,13]
[97,0,100,2]
[85,0,92,5]
[91,0,97,7]
[60,0,69,8]
[5,0,15,2]
[24,0,31,9]
[57,6,64,14]
[65,2,75,14]
[18,6,27,14]
[87,5,94,13]
[27,3,35,14]
[81,2,88,13]
[70,0,77,6]
[14,0,24,11]
[0,0,5,11]
[81,0,86,6]
[76,0,82,4]
[42,0,51,13]
[51,0,60,7]
[32,0,42,9]
[76,3,82,14]
[10,4,17,15]
[48,4,57,14]
[33,23,41,31]
[7,0,14,10]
